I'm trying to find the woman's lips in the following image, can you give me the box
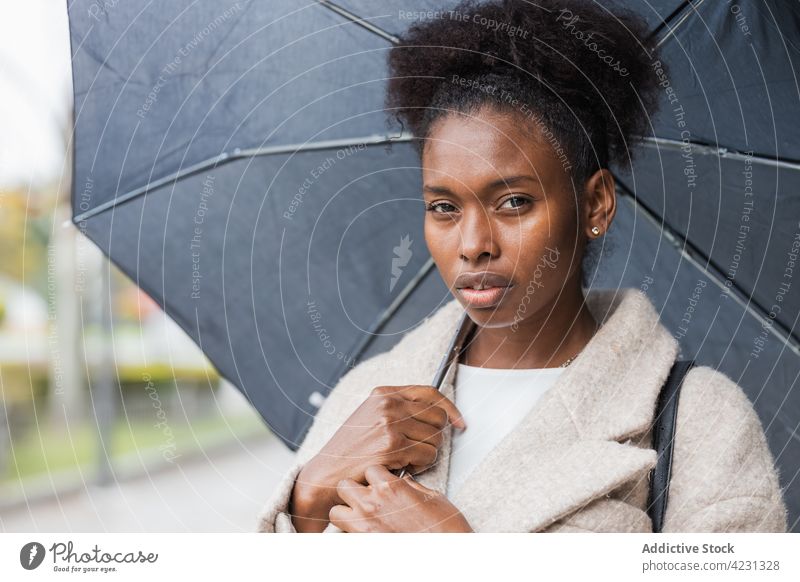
[458,285,513,308]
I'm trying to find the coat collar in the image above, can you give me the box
[408,287,679,532]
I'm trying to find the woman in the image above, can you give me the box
[257,0,788,533]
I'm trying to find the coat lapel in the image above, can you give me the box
[412,288,680,532]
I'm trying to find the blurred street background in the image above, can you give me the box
[0,0,291,532]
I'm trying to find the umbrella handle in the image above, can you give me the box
[395,309,476,479]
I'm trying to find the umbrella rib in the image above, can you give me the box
[613,175,800,357]
[317,0,400,45]
[649,0,707,49]
[71,131,414,224]
[642,137,800,172]
[328,255,438,384]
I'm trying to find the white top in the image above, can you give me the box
[445,363,565,499]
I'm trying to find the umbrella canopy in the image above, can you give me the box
[68,0,799,528]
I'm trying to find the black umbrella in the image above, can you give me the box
[67,0,800,528]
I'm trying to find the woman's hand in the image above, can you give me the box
[291,385,466,532]
[329,464,473,533]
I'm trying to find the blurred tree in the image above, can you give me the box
[0,187,51,287]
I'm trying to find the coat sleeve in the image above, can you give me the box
[255,354,390,533]
[662,366,788,532]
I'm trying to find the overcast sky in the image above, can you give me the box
[0,0,72,189]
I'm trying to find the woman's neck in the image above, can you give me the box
[460,288,599,370]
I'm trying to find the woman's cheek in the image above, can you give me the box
[425,219,455,261]
[423,214,439,243]
[423,219,440,258]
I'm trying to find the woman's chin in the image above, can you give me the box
[456,302,519,329]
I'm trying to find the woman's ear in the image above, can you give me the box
[582,168,617,239]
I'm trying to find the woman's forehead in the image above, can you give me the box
[422,110,555,175]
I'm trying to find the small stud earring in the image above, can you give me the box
[591,226,601,236]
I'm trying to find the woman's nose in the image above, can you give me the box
[458,209,499,262]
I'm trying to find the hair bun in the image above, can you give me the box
[386,0,664,181]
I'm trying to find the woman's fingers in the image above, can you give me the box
[399,417,444,449]
[335,477,364,507]
[364,464,397,486]
[399,386,467,429]
[375,434,438,474]
[374,385,465,429]
[400,439,438,472]
[402,473,436,496]
[405,464,426,476]
[328,503,356,531]
[402,399,450,430]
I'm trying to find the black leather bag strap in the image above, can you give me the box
[647,359,695,533]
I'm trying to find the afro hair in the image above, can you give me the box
[385,0,666,186]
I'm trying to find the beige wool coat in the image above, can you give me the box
[257,287,788,533]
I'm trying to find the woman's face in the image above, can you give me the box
[422,106,589,329]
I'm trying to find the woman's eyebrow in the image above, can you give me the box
[423,174,539,196]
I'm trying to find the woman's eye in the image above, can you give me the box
[425,196,530,214]
[501,195,531,210]
[426,202,457,214]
